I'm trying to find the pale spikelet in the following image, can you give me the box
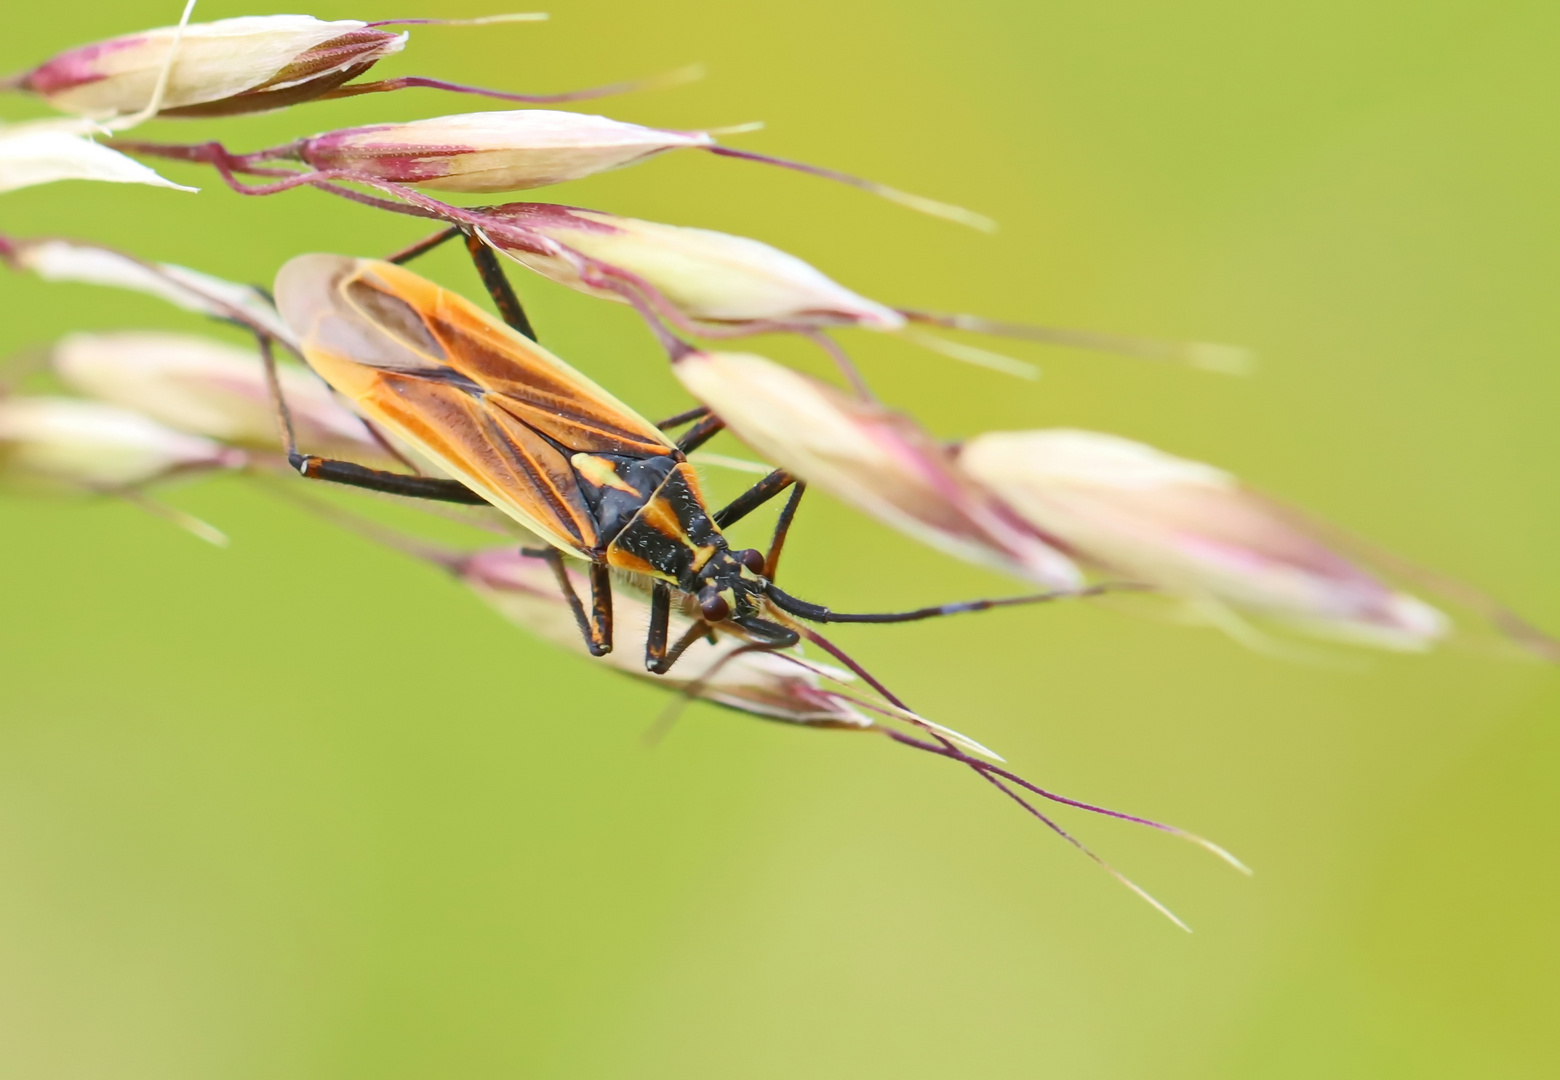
[52,330,380,459]
[958,429,1449,649]
[0,128,195,194]
[481,203,905,328]
[9,16,405,119]
[4,238,293,345]
[0,396,244,489]
[299,110,714,193]
[672,350,1082,589]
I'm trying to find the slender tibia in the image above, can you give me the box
[536,548,611,656]
[464,233,538,341]
[290,454,488,503]
[712,468,795,529]
[675,414,726,454]
[386,226,462,265]
[763,482,807,579]
[654,405,711,431]
[255,333,475,503]
[648,616,712,676]
[645,583,673,671]
[589,562,615,654]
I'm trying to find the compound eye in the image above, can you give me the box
[698,586,731,623]
[736,548,766,574]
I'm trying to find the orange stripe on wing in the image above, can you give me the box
[364,260,675,456]
[356,368,600,552]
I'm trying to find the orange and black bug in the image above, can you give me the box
[265,254,1077,673]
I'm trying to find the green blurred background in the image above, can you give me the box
[2,1,1558,1076]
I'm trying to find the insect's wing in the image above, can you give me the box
[346,367,603,553]
[276,253,667,556]
[369,259,675,457]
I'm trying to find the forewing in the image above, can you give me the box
[364,260,675,456]
[357,369,600,552]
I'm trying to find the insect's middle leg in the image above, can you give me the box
[650,614,713,676]
[385,225,462,265]
[645,582,673,672]
[463,233,538,342]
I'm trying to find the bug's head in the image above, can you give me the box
[691,547,798,648]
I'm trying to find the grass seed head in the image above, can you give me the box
[8,16,405,119]
[298,110,714,193]
[0,395,244,490]
[52,330,382,461]
[481,203,905,329]
[958,428,1450,649]
[3,236,294,345]
[0,129,194,194]
[672,350,1082,590]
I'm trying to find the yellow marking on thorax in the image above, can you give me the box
[571,453,640,494]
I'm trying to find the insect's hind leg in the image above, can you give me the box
[464,233,539,342]
[385,226,462,265]
[380,226,540,342]
[532,548,613,656]
[255,333,486,504]
[291,455,490,503]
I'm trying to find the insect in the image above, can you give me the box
[268,254,1066,674]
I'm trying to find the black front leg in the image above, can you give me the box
[648,616,711,676]
[763,482,807,579]
[589,561,615,654]
[675,414,726,454]
[712,468,797,529]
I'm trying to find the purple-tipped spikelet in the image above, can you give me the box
[475,202,907,329]
[463,206,1240,376]
[2,13,684,121]
[671,349,1083,590]
[958,429,1450,650]
[7,16,408,118]
[294,111,716,191]
[112,112,996,229]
